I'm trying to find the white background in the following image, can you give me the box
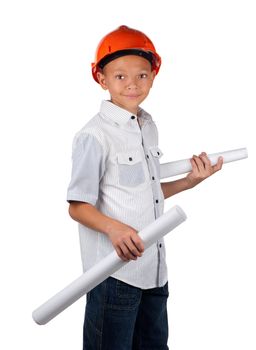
[0,0,255,349]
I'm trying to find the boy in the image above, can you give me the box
[67,25,223,350]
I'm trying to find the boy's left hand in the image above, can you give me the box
[186,152,223,188]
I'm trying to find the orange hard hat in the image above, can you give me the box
[91,25,161,83]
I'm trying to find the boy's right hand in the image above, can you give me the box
[106,221,145,262]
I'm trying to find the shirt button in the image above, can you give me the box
[146,155,149,159]
[152,176,155,180]
[131,115,136,119]
[129,157,133,161]
[159,243,162,248]
[156,199,159,203]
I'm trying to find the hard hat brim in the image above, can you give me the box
[97,49,156,70]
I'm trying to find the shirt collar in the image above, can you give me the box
[99,100,152,128]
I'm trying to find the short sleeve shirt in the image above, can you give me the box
[67,100,168,289]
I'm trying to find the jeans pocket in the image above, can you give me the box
[105,278,141,311]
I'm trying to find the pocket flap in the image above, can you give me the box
[149,147,163,158]
[117,151,142,165]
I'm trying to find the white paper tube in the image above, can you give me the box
[160,147,248,179]
[32,205,187,325]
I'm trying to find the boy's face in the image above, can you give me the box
[97,55,156,115]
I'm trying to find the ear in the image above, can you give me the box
[97,71,108,90]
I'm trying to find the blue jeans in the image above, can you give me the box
[83,277,169,350]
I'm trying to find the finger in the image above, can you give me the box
[119,242,133,260]
[192,155,205,172]
[131,235,144,253]
[213,156,223,172]
[116,246,129,261]
[125,238,142,258]
[199,152,211,168]
[199,153,214,176]
[190,157,199,174]
[121,241,138,260]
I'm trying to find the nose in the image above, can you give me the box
[126,76,138,90]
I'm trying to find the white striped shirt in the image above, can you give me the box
[67,100,168,289]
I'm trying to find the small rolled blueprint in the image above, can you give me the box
[160,148,248,179]
[33,205,187,325]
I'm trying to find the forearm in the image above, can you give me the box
[161,177,191,199]
[68,201,119,236]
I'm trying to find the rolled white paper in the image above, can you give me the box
[32,205,187,325]
[160,147,248,179]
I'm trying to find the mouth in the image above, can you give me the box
[123,94,141,99]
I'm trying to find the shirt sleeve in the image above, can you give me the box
[66,132,106,205]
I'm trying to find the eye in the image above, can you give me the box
[139,73,148,79]
[115,74,125,80]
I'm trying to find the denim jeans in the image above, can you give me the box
[83,276,169,350]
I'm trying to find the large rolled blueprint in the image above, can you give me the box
[32,205,187,325]
[160,147,248,179]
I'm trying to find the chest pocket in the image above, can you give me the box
[117,151,145,187]
[149,146,163,178]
